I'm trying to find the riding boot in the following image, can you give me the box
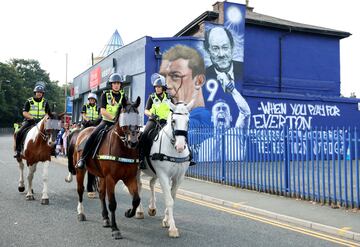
[75,139,93,169]
[14,132,22,158]
[189,149,196,166]
[138,147,147,170]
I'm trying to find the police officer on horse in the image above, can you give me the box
[81,92,101,128]
[14,82,50,158]
[76,73,127,169]
[139,73,172,169]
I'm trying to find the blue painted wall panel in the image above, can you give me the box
[244,25,341,96]
[244,25,281,92]
[282,33,340,95]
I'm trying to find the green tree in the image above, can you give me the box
[0,59,65,127]
[9,59,65,114]
[0,62,26,127]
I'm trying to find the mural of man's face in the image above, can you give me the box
[160,58,196,104]
[211,101,232,129]
[207,27,233,72]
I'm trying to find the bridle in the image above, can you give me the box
[117,105,141,147]
[155,111,189,146]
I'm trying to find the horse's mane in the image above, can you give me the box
[113,102,125,123]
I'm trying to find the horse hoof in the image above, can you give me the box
[26,195,35,201]
[162,219,170,228]
[112,230,123,239]
[41,198,49,205]
[103,219,110,227]
[64,175,72,183]
[78,213,86,221]
[148,208,156,216]
[169,229,180,238]
[135,212,144,219]
[18,186,25,192]
[125,209,135,218]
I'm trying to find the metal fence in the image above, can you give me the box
[0,128,13,135]
[187,126,360,209]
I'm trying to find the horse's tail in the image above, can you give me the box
[67,130,80,175]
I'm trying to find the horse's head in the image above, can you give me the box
[118,96,141,148]
[42,112,65,147]
[168,101,192,153]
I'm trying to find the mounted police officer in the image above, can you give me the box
[139,73,171,169]
[81,92,101,128]
[76,73,127,169]
[14,82,50,158]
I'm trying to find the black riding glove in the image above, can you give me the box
[151,114,159,120]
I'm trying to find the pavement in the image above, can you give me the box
[53,156,360,242]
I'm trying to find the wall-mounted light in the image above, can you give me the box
[154,46,162,59]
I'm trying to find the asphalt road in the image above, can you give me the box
[0,135,345,247]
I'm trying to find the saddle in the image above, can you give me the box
[16,125,34,152]
[77,125,112,158]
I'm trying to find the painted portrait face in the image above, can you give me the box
[160,58,196,104]
[211,101,232,129]
[207,27,233,72]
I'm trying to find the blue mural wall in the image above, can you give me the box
[244,24,341,96]
[143,2,358,131]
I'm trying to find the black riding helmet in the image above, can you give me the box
[151,73,167,90]
[108,73,125,87]
[33,81,46,94]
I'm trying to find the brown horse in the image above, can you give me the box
[14,112,64,204]
[74,97,141,239]
[65,122,98,198]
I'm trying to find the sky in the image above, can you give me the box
[1,0,358,97]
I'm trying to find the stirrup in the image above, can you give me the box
[75,159,86,169]
[139,160,147,170]
[14,151,21,159]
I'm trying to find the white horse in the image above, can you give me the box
[136,101,192,238]
[15,113,63,204]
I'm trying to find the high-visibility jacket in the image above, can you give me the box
[85,103,99,121]
[150,92,171,120]
[102,90,124,122]
[27,97,46,119]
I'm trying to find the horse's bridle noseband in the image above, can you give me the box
[169,112,189,145]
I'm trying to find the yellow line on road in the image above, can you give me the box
[149,186,360,246]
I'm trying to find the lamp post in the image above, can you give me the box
[65,53,68,117]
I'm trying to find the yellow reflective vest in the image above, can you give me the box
[27,97,46,120]
[150,93,171,120]
[102,90,124,122]
[85,103,99,121]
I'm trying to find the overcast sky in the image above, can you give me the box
[1,0,358,97]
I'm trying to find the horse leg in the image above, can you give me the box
[86,172,96,199]
[135,170,144,219]
[123,176,141,218]
[76,169,86,221]
[26,164,37,201]
[17,160,25,192]
[106,176,122,239]
[40,161,50,205]
[157,172,179,238]
[99,178,110,227]
[64,172,73,183]
[148,176,157,216]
